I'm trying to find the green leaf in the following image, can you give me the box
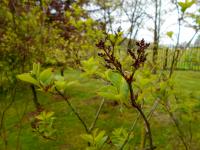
[95,130,107,148]
[54,80,79,91]
[106,70,121,89]
[32,63,40,77]
[166,31,174,38]
[81,129,107,149]
[39,68,53,85]
[178,0,196,13]
[81,134,93,144]
[66,81,79,87]
[82,57,99,76]
[54,81,66,90]
[111,128,133,149]
[102,70,129,102]
[98,86,120,100]
[36,111,55,121]
[45,111,55,118]
[119,77,129,101]
[17,73,39,86]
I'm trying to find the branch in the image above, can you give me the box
[120,113,140,150]
[89,99,105,132]
[0,85,17,132]
[165,107,188,150]
[120,99,160,150]
[55,88,89,133]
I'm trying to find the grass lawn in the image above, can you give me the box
[0,70,200,150]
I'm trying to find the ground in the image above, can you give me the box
[0,70,200,150]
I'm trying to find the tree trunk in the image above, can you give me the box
[152,0,159,74]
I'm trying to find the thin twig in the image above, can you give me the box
[147,99,160,120]
[120,99,160,150]
[120,113,140,150]
[55,87,89,133]
[166,108,188,150]
[135,106,155,150]
[89,99,105,132]
[0,86,17,132]
[140,99,160,150]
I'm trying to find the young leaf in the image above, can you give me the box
[95,130,107,148]
[106,70,122,89]
[166,31,174,39]
[111,128,133,149]
[178,0,196,13]
[98,86,120,100]
[32,63,40,77]
[39,68,53,85]
[102,70,129,102]
[81,129,108,150]
[35,111,55,121]
[17,73,39,86]
[82,57,100,76]
[54,80,79,91]
[81,134,94,144]
[119,77,129,102]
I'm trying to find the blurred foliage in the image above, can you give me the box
[1,0,200,150]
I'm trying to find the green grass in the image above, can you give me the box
[1,70,200,150]
[147,48,200,71]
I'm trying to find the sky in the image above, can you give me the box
[118,1,199,46]
[136,2,198,46]
[87,0,199,46]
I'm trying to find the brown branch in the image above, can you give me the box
[135,104,154,150]
[96,37,154,150]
